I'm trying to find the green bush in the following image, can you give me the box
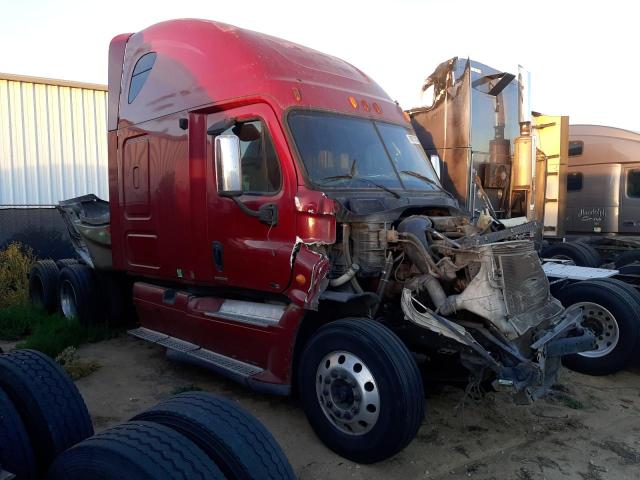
[0,242,35,308]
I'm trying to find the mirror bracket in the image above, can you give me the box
[231,198,278,226]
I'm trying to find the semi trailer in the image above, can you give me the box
[408,57,640,377]
[29,20,602,463]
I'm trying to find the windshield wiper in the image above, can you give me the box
[400,170,454,199]
[318,175,401,199]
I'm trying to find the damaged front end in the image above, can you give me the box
[320,207,595,405]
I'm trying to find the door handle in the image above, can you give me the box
[212,241,224,271]
[623,221,636,226]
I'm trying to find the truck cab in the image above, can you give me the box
[47,21,596,463]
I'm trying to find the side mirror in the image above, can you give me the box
[215,134,242,196]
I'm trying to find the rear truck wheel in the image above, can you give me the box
[28,259,59,313]
[55,258,79,269]
[0,386,37,480]
[0,350,93,475]
[540,242,600,267]
[298,318,424,464]
[554,280,640,375]
[58,264,101,325]
[46,421,224,480]
[131,392,295,480]
[614,249,640,268]
[571,241,602,267]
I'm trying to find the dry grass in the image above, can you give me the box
[0,242,35,308]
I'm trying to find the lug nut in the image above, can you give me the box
[334,410,342,418]
[324,377,331,385]
[322,389,328,396]
[330,371,338,378]
[344,412,352,420]
[326,401,332,408]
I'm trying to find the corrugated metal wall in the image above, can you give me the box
[0,74,109,206]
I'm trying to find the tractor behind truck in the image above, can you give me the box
[29,20,601,463]
[408,57,640,377]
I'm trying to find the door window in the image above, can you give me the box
[627,169,640,198]
[223,121,281,194]
[567,172,583,191]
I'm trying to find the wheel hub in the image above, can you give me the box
[59,280,78,320]
[316,351,380,435]
[568,302,620,358]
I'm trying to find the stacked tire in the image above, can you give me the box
[0,350,295,479]
[540,241,601,267]
[554,278,640,375]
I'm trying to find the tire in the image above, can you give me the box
[0,350,93,474]
[540,242,600,267]
[618,264,640,278]
[298,318,424,463]
[46,421,224,480]
[29,259,59,313]
[554,280,640,375]
[0,386,37,480]
[56,258,79,269]
[58,264,101,325]
[572,241,602,267]
[131,392,295,480]
[614,249,640,268]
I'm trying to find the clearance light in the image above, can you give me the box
[348,96,359,109]
[296,274,306,285]
[361,100,370,112]
[372,102,382,114]
[292,87,302,102]
[403,111,411,123]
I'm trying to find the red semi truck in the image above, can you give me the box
[30,20,597,462]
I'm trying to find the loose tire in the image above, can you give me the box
[29,259,59,313]
[618,263,640,276]
[554,280,640,375]
[46,421,224,480]
[571,241,602,267]
[540,242,600,267]
[0,386,37,480]
[298,318,424,463]
[132,392,295,480]
[58,264,101,325]
[614,249,640,268]
[0,350,93,474]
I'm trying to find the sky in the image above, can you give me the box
[1,0,638,131]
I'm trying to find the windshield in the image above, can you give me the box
[288,112,441,192]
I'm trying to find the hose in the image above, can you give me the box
[342,223,364,293]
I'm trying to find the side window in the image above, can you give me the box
[627,169,640,198]
[567,172,583,191]
[223,121,282,194]
[568,140,583,157]
[128,52,157,103]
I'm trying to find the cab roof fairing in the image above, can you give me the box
[112,19,406,128]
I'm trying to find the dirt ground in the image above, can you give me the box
[11,335,640,479]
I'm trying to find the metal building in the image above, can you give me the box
[0,73,108,258]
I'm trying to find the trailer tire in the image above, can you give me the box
[614,249,640,268]
[0,386,37,480]
[132,392,295,480]
[554,280,640,375]
[298,318,424,463]
[58,264,101,325]
[29,259,59,313]
[572,241,602,267]
[618,264,640,276]
[55,258,79,269]
[0,350,93,474]
[46,421,224,480]
[540,242,600,267]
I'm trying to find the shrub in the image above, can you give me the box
[0,242,35,308]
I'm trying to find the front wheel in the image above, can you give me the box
[298,318,424,464]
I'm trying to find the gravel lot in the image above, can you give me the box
[62,336,640,479]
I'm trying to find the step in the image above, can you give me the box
[128,327,264,378]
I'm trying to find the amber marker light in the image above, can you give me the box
[361,100,370,112]
[296,274,306,285]
[348,96,359,109]
[292,87,302,102]
[372,102,382,114]
[403,111,411,123]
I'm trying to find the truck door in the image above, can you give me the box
[620,164,640,233]
[205,104,297,292]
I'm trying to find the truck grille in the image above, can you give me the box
[492,241,561,335]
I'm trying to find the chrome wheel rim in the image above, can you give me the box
[315,351,380,436]
[60,280,78,319]
[568,302,620,357]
